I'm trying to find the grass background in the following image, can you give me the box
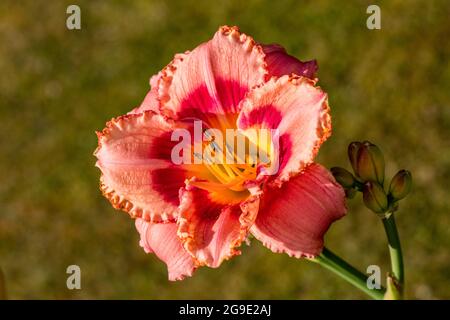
[0,0,449,299]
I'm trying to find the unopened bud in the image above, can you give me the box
[331,167,355,188]
[389,170,412,201]
[348,142,362,174]
[384,274,402,300]
[363,182,388,214]
[356,141,385,184]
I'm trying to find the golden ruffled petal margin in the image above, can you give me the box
[156,52,190,119]
[177,184,260,267]
[218,25,268,85]
[94,111,178,223]
[278,75,332,186]
[240,74,332,187]
[157,25,268,119]
[98,176,175,223]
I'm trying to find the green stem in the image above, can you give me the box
[382,214,404,289]
[312,247,386,300]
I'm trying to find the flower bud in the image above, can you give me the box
[348,142,362,174]
[389,170,412,201]
[363,182,388,214]
[356,141,385,184]
[331,167,355,188]
[384,274,402,300]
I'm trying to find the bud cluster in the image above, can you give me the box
[331,141,412,217]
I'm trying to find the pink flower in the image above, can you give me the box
[94,26,346,281]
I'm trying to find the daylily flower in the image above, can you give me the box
[94,26,346,280]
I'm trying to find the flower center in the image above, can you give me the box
[190,132,258,192]
[174,113,278,203]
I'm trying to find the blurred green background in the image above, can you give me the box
[1,0,449,299]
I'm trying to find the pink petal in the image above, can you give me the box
[177,183,259,268]
[128,74,161,115]
[262,44,318,79]
[158,26,267,121]
[237,75,331,185]
[251,163,346,258]
[94,111,186,222]
[135,219,196,281]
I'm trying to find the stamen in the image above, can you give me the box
[186,119,271,194]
